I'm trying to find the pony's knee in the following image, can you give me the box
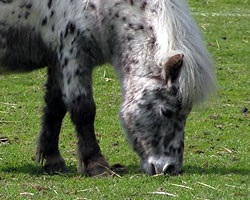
[68,95,96,126]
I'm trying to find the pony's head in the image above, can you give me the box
[117,0,216,175]
[121,54,191,175]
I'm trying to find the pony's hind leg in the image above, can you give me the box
[36,67,68,174]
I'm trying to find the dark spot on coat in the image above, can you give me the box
[64,22,76,38]
[89,3,96,10]
[42,17,47,26]
[48,0,53,9]
[141,1,147,10]
[25,3,32,9]
[50,10,55,18]
[24,11,30,19]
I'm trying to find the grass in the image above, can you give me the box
[0,0,250,199]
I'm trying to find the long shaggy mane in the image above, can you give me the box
[152,0,216,105]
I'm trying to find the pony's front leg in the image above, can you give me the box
[36,67,68,174]
[63,67,109,176]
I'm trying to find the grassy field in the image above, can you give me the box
[0,0,249,199]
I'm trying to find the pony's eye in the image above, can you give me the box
[168,86,178,96]
[160,108,173,118]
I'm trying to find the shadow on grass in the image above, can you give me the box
[1,163,78,177]
[183,165,250,176]
[2,163,249,177]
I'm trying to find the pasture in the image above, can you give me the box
[0,0,249,199]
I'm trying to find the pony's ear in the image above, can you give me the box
[161,54,184,84]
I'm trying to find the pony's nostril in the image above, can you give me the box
[150,163,156,175]
[163,164,176,175]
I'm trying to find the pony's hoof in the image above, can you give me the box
[44,162,69,175]
[37,154,69,175]
[79,156,110,177]
[85,165,110,177]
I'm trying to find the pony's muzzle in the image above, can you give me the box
[150,163,178,175]
[143,156,182,175]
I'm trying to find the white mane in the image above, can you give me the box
[152,0,216,105]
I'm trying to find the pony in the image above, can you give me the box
[0,0,216,176]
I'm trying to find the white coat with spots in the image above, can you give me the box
[0,0,216,176]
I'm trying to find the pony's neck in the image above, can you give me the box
[96,1,160,80]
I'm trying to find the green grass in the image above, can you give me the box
[0,1,250,199]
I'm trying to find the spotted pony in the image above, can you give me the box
[0,0,216,176]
